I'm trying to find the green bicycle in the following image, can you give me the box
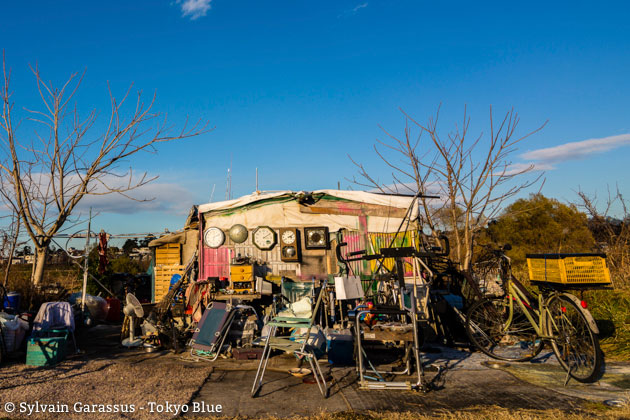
[466,246,604,383]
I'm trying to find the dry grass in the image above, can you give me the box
[587,289,630,361]
[186,405,630,420]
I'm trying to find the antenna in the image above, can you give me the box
[225,168,230,200]
[210,184,216,202]
[256,167,259,193]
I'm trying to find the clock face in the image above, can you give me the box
[253,226,277,250]
[204,227,225,248]
[281,230,296,245]
[305,227,329,249]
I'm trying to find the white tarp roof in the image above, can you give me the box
[197,190,419,233]
[198,190,417,216]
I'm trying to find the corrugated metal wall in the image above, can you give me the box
[199,233,301,280]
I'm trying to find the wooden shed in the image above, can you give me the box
[149,228,199,302]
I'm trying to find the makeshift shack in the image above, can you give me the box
[197,190,419,294]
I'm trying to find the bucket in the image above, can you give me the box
[3,292,20,313]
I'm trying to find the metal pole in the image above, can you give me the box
[80,208,92,312]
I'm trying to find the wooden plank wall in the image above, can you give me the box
[154,243,184,302]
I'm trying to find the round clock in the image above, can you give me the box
[253,226,277,250]
[281,230,296,245]
[229,224,248,243]
[204,227,225,248]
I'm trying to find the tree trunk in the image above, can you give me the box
[3,219,20,288]
[32,246,48,285]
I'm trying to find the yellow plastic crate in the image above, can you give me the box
[526,253,611,286]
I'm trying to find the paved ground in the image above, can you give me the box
[190,346,630,417]
[1,324,628,419]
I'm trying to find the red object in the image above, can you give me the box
[561,306,567,313]
[105,297,121,322]
[581,300,588,309]
[364,302,377,327]
[98,232,109,274]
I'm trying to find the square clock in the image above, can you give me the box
[304,226,329,249]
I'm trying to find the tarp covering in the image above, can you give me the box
[148,229,198,263]
[198,190,418,233]
[198,190,418,217]
[148,231,187,247]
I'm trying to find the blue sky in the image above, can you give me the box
[1,0,629,238]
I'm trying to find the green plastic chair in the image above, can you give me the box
[251,279,329,398]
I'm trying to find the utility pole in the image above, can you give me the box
[80,208,92,312]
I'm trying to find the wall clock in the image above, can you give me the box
[204,227,225,248]
[304,226,329,249]
[279,227,301,262]
[252,226,277,250]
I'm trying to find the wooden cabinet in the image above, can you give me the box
[229,264,255,293]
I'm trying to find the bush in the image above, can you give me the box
[587,289,630,361]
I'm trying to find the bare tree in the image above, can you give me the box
[0,208,22,287]
[350,105,546,270]
[576,186,629,288]
[0,55,209,285]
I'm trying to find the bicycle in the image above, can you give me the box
[465,245,603,383]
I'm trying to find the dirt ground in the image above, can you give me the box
[0,325,214,420]
[0,324,629,420]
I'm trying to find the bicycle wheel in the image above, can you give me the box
[547,294,602,383]
[466,297,544,362]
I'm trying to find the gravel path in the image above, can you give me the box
[0,350,213,420]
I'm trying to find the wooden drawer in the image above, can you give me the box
[230,265,253,275]
[230,273,253,282]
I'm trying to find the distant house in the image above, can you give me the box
[129,247,152,261]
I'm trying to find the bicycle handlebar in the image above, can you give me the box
[336,232,452,265]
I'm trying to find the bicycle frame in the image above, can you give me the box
[503,278,600,343]
[503,280,557,341]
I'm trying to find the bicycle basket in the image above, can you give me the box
[526,253,611,286]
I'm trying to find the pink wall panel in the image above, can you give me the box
[200,246,232,280]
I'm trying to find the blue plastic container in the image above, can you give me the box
[26,336,67,367]
[326,329,354,366]
[3,292,20,312]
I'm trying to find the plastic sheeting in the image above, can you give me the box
[200,193,416,233]
[199,190,418,217]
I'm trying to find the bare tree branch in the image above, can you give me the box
[0,53,211,284]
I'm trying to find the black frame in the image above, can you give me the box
[252,226,277,251]
[304,226,330,250]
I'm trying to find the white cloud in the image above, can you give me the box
[178,0,212,20]
[521,133,630,163]
[339,2,368,18]
[352,3,368,13]
[75,181,194,215]
[5,171,195,216]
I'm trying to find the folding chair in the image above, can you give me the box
[189,302,236,361]
[251,279,329,398]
